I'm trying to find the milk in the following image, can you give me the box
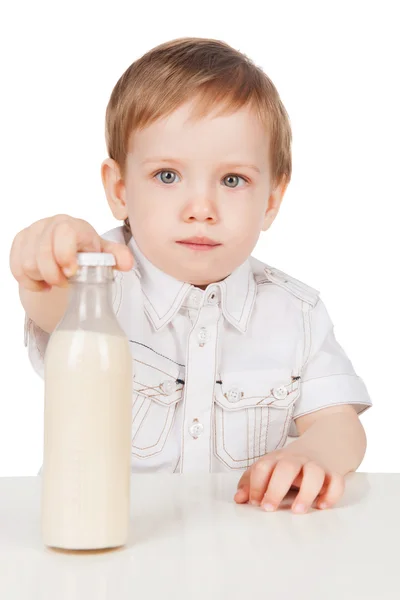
[42,328,132,550]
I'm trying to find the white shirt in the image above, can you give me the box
[26,226,373,474]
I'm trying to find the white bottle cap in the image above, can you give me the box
[77,252,116,267]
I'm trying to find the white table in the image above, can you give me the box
[0,472,397,599]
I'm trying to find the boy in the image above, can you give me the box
[10,37,372,514]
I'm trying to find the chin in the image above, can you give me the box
[187,270,227,287]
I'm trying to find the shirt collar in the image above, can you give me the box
[128,235,257,334]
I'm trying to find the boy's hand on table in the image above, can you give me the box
[234,446,345,514]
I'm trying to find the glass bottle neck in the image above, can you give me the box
[68,284,114,320]
[59,266,116,331]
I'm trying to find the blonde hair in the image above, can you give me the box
[105,37,292,216]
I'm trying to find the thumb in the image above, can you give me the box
[100,239,135,272]
[234,469,251,503]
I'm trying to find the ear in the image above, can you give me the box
[101,158,128,220]
[261,176,289,231]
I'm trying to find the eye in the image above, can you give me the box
[154,170,180,184]
[153,170,249,187]
[223,174,248,188]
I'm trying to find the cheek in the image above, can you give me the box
[224,204,263,241]
[128,194,170,223]
[128,201,174,247]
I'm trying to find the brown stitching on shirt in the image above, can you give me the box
[212,449,249,470]
[209,401,214,473]
[242,271,258,333]
[221,268,252,330]
[238,270,251,323]
[277,409,289,448]
[132,399,152,440]
[220,407,258,464]
[131,394,146,422]
[276,406,292,449]
[133,358,177,379]
[266,276,317,307]
[133,378,183,399]
[214,373,301,466]
[132,401,181,458]
[302,373,361,383]
[214,423,272,470]
[180,306,203,471]
[264,406,270,455]
[134,381,163,397]
[293,401,370,422]
[141,283,187,321]
[132,404,171,451]
[214,406,271,469]
[220,408,242,462]
[210,310,224,472]
[131,397,150,441]
[256,387,299,406]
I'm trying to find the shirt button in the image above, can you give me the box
[272,386,288,400]
[161,380,177,395]
[225,387,243,403]
[206,287,219,305]
[189,291,202,307]
[198,327,209,346]
[189,419,204,438]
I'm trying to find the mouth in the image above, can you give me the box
[176,237,222,252]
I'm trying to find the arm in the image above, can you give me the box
[290,404,367,476]
[20,285,69,334]
[234,404,368,510]
[10,215,134,334]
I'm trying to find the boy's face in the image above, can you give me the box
[102,98,287,288]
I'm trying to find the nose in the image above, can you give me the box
[181,192,218,224]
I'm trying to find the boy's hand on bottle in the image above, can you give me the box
[10,214,134,292]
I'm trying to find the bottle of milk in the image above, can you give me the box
[41,252,132,551]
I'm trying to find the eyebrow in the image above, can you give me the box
[140,157,261,174]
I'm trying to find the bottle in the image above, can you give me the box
[41,252,132,550]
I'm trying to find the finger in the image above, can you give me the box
[9,229,26,281]
[10,219,54,289]
[249,457,278,506]
[10,230,42,291]
[18,277,51,293]
[261,457,303,511]
[234,469,251,503]
[36,220,70,288]
[17,236,51,293]
[53,220,101,277]
[100,240,135,272]
[291,462,326,514]
[315,472,346,511]
[18,228,43,283]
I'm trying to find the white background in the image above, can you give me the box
[1,0,398,476]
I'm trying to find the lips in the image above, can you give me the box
[176,236,222,252]
[176,236,221,246]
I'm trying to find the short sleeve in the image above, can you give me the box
[289,297,373,437]
[24,313,50,379]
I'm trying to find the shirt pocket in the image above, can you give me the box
[213,369,301,470]
[131,356,184,459]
